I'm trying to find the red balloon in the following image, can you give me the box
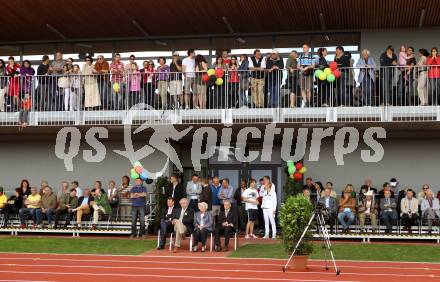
[202,74,209,82]
[215,68,225,78]
[293,172,303,181]
[295,163,303,170]
[329,61,338,71]
[333,69,341,79]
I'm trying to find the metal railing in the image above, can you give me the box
[1,65,440,126]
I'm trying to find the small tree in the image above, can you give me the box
[279,195,314,256]
[283,176,303,199]
[152,176,170,230]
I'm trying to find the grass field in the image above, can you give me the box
[0,237,156,255]
[230,242,440,263]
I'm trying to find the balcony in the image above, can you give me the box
[1,65,439,126]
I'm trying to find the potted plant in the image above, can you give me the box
[279,195,314,271]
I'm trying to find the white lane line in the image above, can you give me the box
[0,270,361,282]
[1,264,439,279]
[0,280,55,282]
[308,263,440,271]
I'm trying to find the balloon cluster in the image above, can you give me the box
[130,161,149,181]
[202,68,224,86]
[286,161,307,181]
[314,61,341,83]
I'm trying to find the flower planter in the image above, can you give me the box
[288,255,309,271]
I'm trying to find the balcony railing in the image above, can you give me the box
[0,65,440,126]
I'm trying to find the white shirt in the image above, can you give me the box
[325,197,330,208]
[260,184,277,211]
[242,188,259,210]
[76,187,83,197]
[182,57,196,78]
[248,56,267,69]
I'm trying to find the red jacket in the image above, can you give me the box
[427,56,440,79]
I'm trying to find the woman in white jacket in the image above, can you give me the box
[260,176,277,239]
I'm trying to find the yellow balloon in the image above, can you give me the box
[324,68,332,75]
[113,83,120,93]
[215,77,224,85]
[319,73,327,81]
[299,167,307,174]
[207,69,215,76]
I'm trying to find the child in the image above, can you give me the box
[70,64,82,111]
[59,65,71,111]
[128,62,141,107]
[399,45,408,66]
[19,94,32,129]
[242,178,260,239]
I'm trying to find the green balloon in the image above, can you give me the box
[288,166,296,175]
[287,160,294,167]
[327,74,336,82]
[314,70,323,78]
[130,168,139,179]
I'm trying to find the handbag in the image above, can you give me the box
[58,77,69,88]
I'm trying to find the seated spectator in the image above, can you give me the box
[91,188,111,230]
[215,200,237,252]
[56,181,69,202]
[192,202,213,252]
[313,181,323,201]
[0,187,7,227]
[303,177,317,201]
[158,198,178,249]
[5,188,23,225]
[417,184,430,204]
[107,180,119,212]
[41,187,57,228]
[378,182,395,200]
[359,179,378,201]
[242,178,259,239]
[302,188,312,202]
[380,190,398,233]
[337,186,356,233]
[357,190,378,233]
[130,178,148,239]
[421,189,440,234]
[19,187,42,228]
[340,184,356,199]
[320,182,337,198]
[171,198,194,253]
[400,188,419,233]
[72,188,92,228]
[71,181,83,198]
[54,188,78,228]
[318,188,338,233]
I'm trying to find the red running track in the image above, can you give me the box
[0,253,439,282]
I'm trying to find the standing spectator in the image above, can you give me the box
[182,49,196,109]
[210,176,222,226]
[171,198,194,253]
[417,49,430,106]
[316,48,330,106]
[72,188,92,228]
[158,198,177,248]
[51,52,66,110]
[186,174,202,212]
[286,50,299,108]
[356,49,376,106]
[318,188,338,233]
[192,202,213,252]
[403,47,417,105]
[380,45,398,106]
[228,55,240,108]
[398,45,408,66]
[334,46,351,106]
[234,179,247,232]
[0,187,7,227]
[0,60,6,112]
[169,51,183,109]
[221,50,231,65]
[260,176,277,239]
[156,57,170,109]
[117,176,132,219]
[321,182,337,198]
[357,190,378,232]
[218,178,234,205]
[380,189,398,233]
[242,179,259,239]
[18,179,31,198]
[91,188,111,230]
[36,55,52,111]
[18,187,41,228]
[140,60,155,107]
[199,177,212,210]
[110,53,125,110]
[19,60,35,100]
[54,188,78,229]
[215,200,237,252]
[421,190,440,234]
[166,174,185,206]
[71,181,82,198]
[82,56,101,110]
[195,55,208,109]
[94,55,110,109]
[41,187,57,228]
[400,189,419,233]
[213,56,228,109]
[18,94,32,128]
[58,65,71,111]
[298,44,315,107]
[248,49,266,108]
[378,182,395,200]
[337,186,356,233]
[130,178,147,238]
[6,56,20,111]
[266,49,284,108]
[69,64,82,111]
[127,62,141,107]
[125,54,136,73]
[427,47,440,105]
[238,54,249,108]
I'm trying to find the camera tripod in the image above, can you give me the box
[282,210,340,275]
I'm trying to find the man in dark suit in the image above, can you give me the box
[165,175,186,207]
[215,200,237,252]
[380,190,398,233]
[158,198,178,250]
[318,188,338,233]
[171,198,194,253]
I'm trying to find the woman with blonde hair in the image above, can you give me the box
[260,176,277,239]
